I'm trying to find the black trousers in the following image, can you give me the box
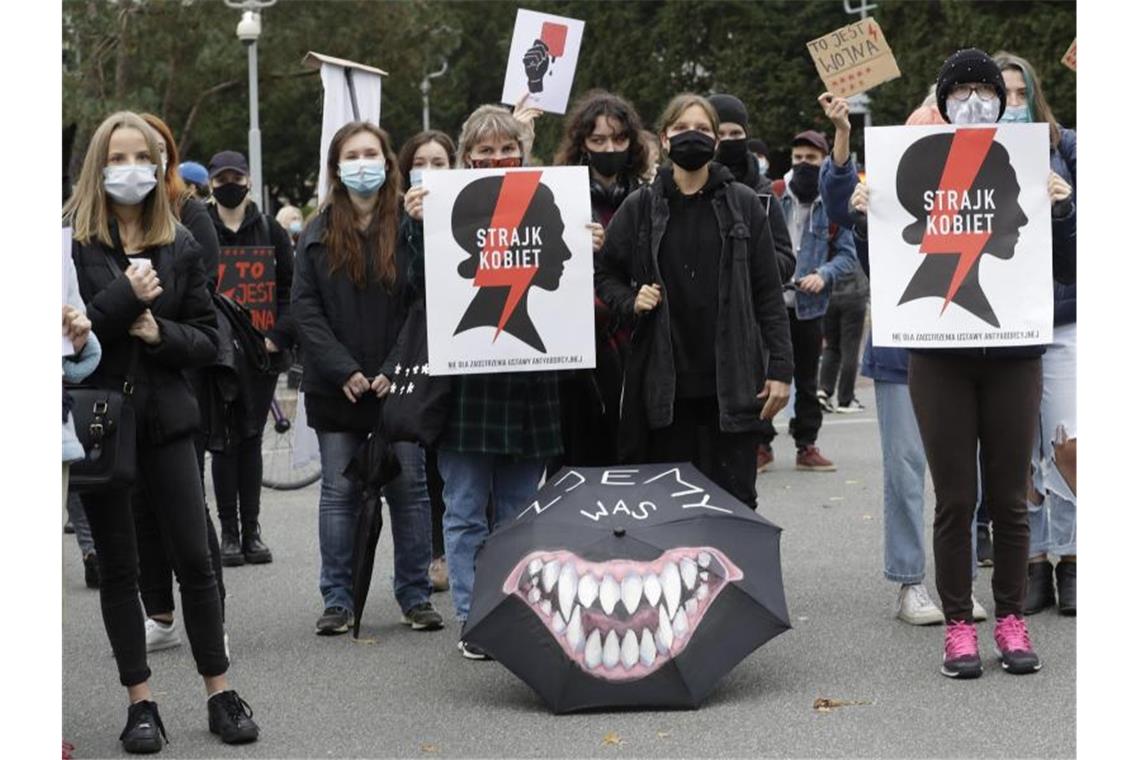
[82,435,229,686]
[647,397,760,510]
[212,372,277,531]
[758,310,823,448]
[139,433,225,619]
[908,353,1042,622]
[426,449,446,558]
[818,293,867,406]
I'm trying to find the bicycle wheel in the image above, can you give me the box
[261,376,321,490]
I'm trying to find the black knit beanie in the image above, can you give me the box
[935,48,1007,122]
[747,138,768,156]
[708,94,749,132]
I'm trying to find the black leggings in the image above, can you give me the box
[759,311,823,448]
[818,293,867,406]
[908,353,1042,622]
[211,373,277,529]
[82,435,228,687]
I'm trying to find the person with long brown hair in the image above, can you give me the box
[292,120,442,637]
[64,111,258,752]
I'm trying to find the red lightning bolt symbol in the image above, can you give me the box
[868,22,879,41]
[919,128,996,314]
[473,171,543,341]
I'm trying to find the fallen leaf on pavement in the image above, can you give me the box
[862,515,873,520]
[351,637,377,645]
[829,496,844,502]
[602,731,624,747]
[420,742,439,753]
[813,697,873,713]
[656,731,671,739]
[845,479,862,485]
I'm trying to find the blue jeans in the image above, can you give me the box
[316,432,432,615]
[436,451,546,623]
[875,381,928,584]
[1029,322,1077,556]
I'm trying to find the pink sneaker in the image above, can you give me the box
[941,620,982,679]
[993,614,1042,674]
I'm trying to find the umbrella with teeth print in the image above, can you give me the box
[461,462,790,712]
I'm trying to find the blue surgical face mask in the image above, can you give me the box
[288,220,302,235]
[103,163,158,206]
[999,104,1031,123]
[756,156,769,176]
[338,158,386,196]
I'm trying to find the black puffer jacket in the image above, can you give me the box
[72,221,219,444]
[291,208,414,432]
[596,164,793,437]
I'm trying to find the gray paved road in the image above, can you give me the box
[62,390,1075,758]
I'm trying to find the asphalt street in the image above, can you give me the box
[62,386,1076,759]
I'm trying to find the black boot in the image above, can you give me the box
[1056,560,1076,616]
[207,690,259,744]
[1024,560,1055,615]
[241,519,273,565]
[220,520,245,567]
[120,699,167,754]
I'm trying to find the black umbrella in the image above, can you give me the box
[462,462,790,713]
[343,409,402,639]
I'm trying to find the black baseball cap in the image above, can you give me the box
[207,150,249,179]
[791,130,829,155]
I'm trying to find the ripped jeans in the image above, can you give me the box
[1029,323,1076,557]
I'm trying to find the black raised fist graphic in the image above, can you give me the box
[523,39,551,93]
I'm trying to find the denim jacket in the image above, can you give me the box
[780,191,857,321]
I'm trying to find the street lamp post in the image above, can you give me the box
[226,0,277,210]
[420,60,448,131]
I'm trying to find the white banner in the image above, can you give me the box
[423,166,596,376]
[866,123,1053,348]
[500,9,585,115]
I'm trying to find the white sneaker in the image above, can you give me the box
[972,595,988,621]
[896,583,944,626]
[145,617,182,652]
[835,398,865,414]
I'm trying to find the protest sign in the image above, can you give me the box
[865,123,1054,348]
[422,166,595,375]
[218,246,277,333]
[500,9,585,115]
[806,17,901,97]
[1061,38,1076,71]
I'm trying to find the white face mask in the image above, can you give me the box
[946,93,1001,125]
[103,164,158,206]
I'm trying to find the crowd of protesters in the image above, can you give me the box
[62,43,1073,753]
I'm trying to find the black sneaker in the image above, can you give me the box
[1024,560,1055,615]
[119,700,167,754]
[976,524,994,567]
[401,602,444,631]
[83,551,100,589]
[207,690,259,745]
[241,524,273,565]
[221,527,245,567]
[457,640,491,660]
[315,606,353,636]
[1056,561,1076,616]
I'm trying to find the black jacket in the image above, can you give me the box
[595,164,794,436]
[291,208,414,432]
[72,222,219,444]
[722,159,797,282]
[180,196,220,291]
[209,202,296,350]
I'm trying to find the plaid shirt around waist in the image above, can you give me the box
[438,371,563,459]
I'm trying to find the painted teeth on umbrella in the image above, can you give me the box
[621,629,639,670]
[542,560,560,593]
[640,628,656,667]
[528,558,543,577]
[552,609,567,633]
[558,564,578,621]
[661,562,682,618]
[599,574,620,615]
[697,583,709,601]
[656,605,674,653]
[567,605,584,652]
[680,557,698,590]
[643,572,662,607]
[698,551,711,568]
[603,630,621,669]
[540,599,552,617]
[673,606,689,638]
[584,629,602,668]
[685,598,698,617]
[700,570,709,582]
[621,573,643,615]
[527,586,541,604]
[577,572,599,609]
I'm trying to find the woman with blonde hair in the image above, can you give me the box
[64,111,258,752]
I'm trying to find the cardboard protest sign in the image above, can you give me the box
[865,123,1054,348]
[422,166,595,375]
[218,246,277,333]
[807,17,901,97]
[500,9,585,115]
[1061,38,1076,71]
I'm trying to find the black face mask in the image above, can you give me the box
[213,182,250,209]
[789,163,820,201]
[715,138,750,179]
[587,149,628,179]
[667,131,716,172]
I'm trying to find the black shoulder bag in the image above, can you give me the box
[67,342,139,492]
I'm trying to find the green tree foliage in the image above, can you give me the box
[64,0,1075,206]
